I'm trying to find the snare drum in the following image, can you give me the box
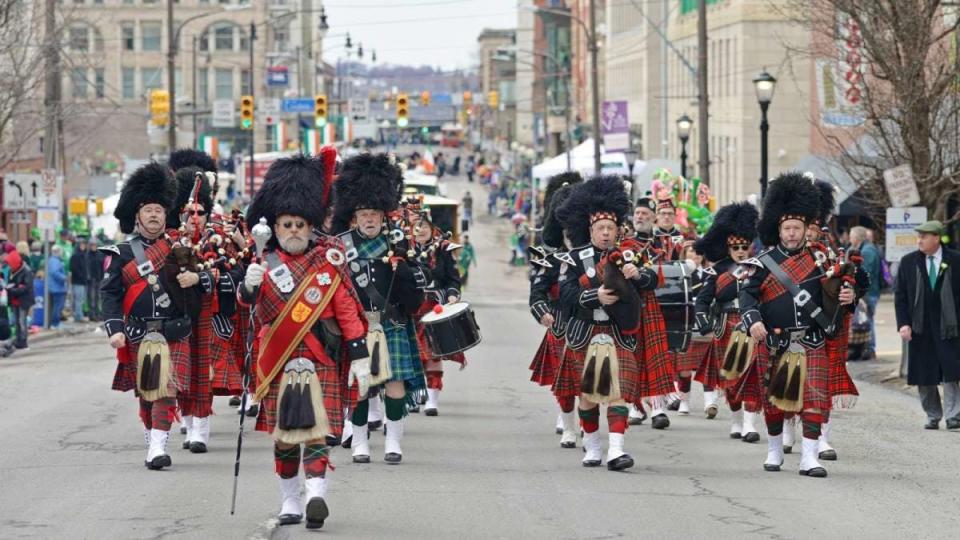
[420,302,482,357]
[653,262,693,353]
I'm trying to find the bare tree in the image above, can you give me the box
[0,1,48,170]
[783,0,960,222]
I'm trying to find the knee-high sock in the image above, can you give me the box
[556,396,575,414]
[578,406,600,433]
[274,443,301,479]
[607,405,629,434]
[384,396,406,421]
[765,408,785,436]
[802,411,825,440]
[150,397,176,431]
[677,374,692,393]
[302,444,331,479]
[351,398,369,426]
[426,371,443,390]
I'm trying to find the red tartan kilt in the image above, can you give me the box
[255,358,346,438]
[181,318,214,410]
[529,331,563,386]
[749,341,832,413]
[675,338,711,372]
[211,328,243,396]
[827,315,858,404]
[733,346,765,407]
[414,321,467,366]
[696,313,738,390]
[552,327,641,403]
[112,338,191,396]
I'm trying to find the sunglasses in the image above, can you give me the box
[730,244,750,252]
[186,210,207,217]
[657,211,675,217]
[278,220,307,230]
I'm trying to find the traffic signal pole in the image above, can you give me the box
[248,22,256,199]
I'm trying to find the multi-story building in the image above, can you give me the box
[477,28,517,145]
[569,0,604,140]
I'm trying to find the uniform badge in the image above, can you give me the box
[156,292,171,308]
[579,247,595,260]
[269,264,295,294]
[586,267,596,278]
[356,272,369,288]
[317,272,332,286]
[304,287,322,305]
[350,261,361,273]
[291,301,313,323]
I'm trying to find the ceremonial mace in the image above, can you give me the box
[231,217,272,515]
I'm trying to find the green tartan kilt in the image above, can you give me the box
[385,318,426,392]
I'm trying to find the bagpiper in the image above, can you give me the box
[692,201,761,439]
[332,153,428,465]
[529,172,582,446]
[101,162,193,471]
[240,154,371,529]
[738,172,858,477]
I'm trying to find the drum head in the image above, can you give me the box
[421,302,469,323]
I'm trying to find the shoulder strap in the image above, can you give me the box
[758,251,835,335]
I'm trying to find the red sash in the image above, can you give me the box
[254,262,341,402]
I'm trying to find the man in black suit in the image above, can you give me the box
[894,220,960,430]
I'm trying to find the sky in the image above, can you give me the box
[321,0,518,70]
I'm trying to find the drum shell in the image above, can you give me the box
[422,305,482,357]
[654,262,692,353]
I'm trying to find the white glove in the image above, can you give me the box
[244,262,267,291]
[348,357,371,397]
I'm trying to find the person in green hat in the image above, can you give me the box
[894,220,960,430]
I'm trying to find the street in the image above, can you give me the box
[0,172,955,540]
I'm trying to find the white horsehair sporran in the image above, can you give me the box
[137,331,173,402]
[274,357,330,445]
[580,333,621,404]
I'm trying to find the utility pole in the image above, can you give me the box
[248,22,256,198]
[589,0,602,176]
[167,0,177,153]
[192,35,198,148]
[42,0,60,329]
[697,0,710,184]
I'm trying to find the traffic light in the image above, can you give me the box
[462,91,472,105]
[487,90,499,108]
[396,93,409,128]
[420,91,430,106]
[149,89,169,126]
[314,94,328,127]
[240,95,254,130]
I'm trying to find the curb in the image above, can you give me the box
[28,323,100,345]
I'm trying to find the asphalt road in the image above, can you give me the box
[1,160,958,540]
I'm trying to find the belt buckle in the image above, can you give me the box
[793,290,811,307]
[145,320,163,332]
[137,261,155,277]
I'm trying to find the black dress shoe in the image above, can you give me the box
[628,414,646,426]
[763,461,782,472]
[666,399,681,411]
[560,440,576,449]
[368,420,383,431]
[146,454,172,470]
[181,440,191,450]
[783,445,793,454]
[384,452,402,464]
[325,435,340,447]
[705,405,718,419]
[946,419,960,430]
[352,454,370,464]
[924,420,940,430]
[305,497,329,529]
[407,405,420,413]
[180,425,187,435]
[228,396,242,407]
[341,435,353,449]
[860,349,876,361]
[278,513,302,526]
[607,454,634,471]
[245,404,259,418]
[799,467,828,478]
[818,449,837,461]
[742,432,760,443]
[189,441,207,454]
[425,408,438,417]
[582,459,602,467]
[729,432,742,439]
[651,414,670,429]
[555,427,564,435]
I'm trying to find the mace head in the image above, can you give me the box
[251,217,272,259]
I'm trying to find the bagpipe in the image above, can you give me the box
[808,227,862,335]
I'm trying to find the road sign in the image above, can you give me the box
[212,99,236,128]
[36,169,63,231]
[348,98,369,120]
[266,66,289,87]
[885,206,927,262]
[36,208,61,231]
[260,97,281,125]
[883,164,921,208]
[3,173,35,210]
[282,98,315,113]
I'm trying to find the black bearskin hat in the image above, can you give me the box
[557,175,631,247]
[168,148,217,173]
[542,184,575,249]
[694,201,759,263]
[246,154,328,247]
[813,179,836,225]
[114,162,177,234]
[757,171,821,246]
[167,166,214,229]
[332,153,402,233]
[542,171,583,216]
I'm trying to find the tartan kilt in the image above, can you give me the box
[255,357,346,438]
[732,345,764,407]
[695,313,738,390]
[385,319,426,391]
[552,325,641,404]
[827,316,858,407]
[180,315,215,416]
[210,320,243,396]
[111,337,190,397]
[751,341,832,413]
[634,293,676,399]
[529,331,563,387]
[414,320,467,366]
[675,338,711,372]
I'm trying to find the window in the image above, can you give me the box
[95,68,105,98]
[69,26,89,51]
[273,23,289,52]
[175,68,183,95]
[214,24,234,51]
[198,68,208,105]
[142,67,163,94]
[141,22,162,52]
[71,68,87,98]
[215,68,233,99]
[122,67,135,98]
[240,69,251,95]
[199,31,209,52]
[122,23,135,51]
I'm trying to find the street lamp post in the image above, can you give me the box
[753,69,777,199]
[676,114,692,178]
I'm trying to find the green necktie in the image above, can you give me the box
[928,256,937,289]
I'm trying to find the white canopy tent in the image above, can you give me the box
[531,139,641,188]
